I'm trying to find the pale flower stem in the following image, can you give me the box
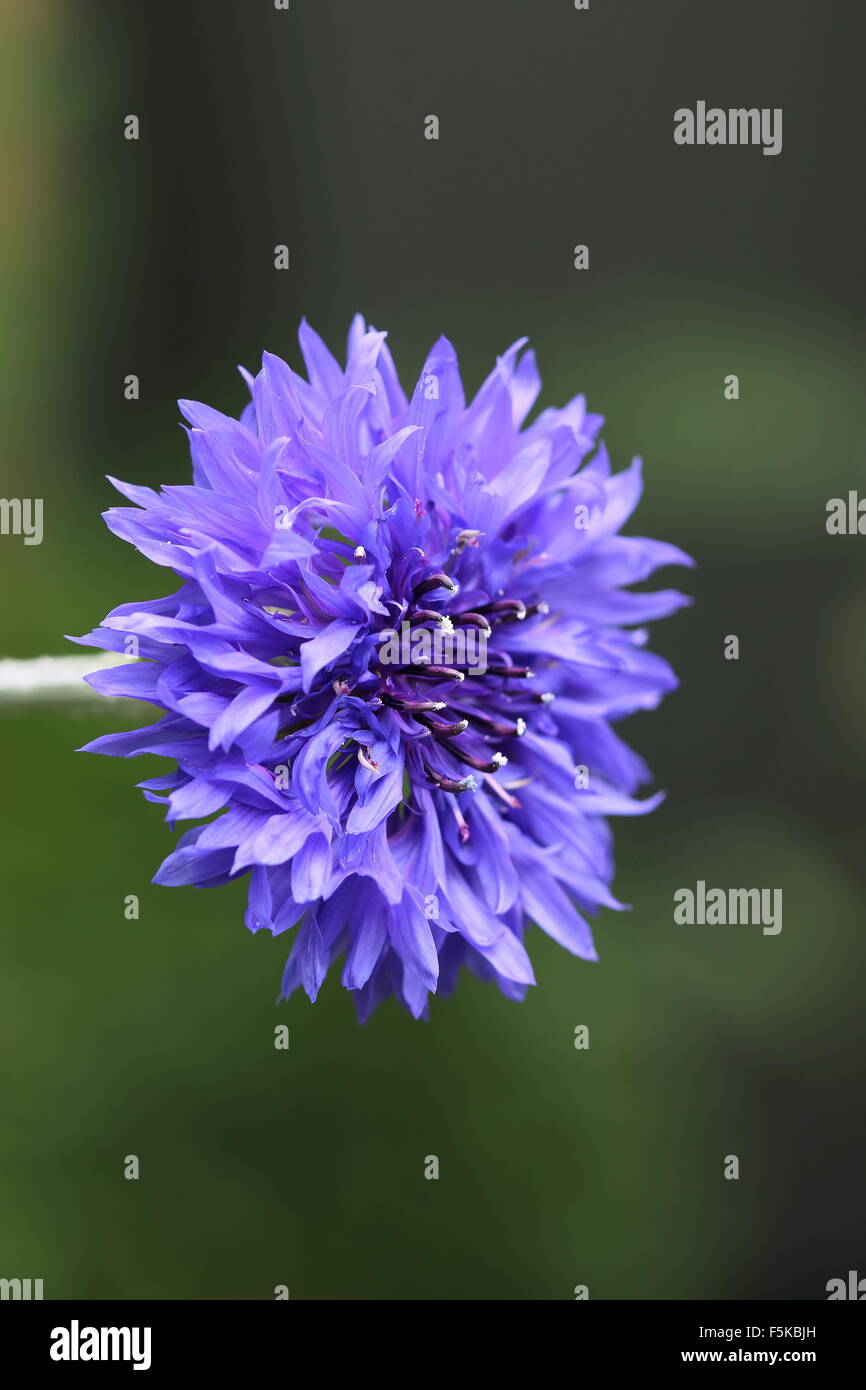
[0,654,135,704]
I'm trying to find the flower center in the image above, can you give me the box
[372,564,551,802]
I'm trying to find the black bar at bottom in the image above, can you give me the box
[0,1299,861,1373]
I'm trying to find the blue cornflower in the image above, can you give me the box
[76,317,692,1019]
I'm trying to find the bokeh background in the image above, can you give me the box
[1,0,864,1299]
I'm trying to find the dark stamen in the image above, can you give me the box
[384,663,465,682]
[476,598,527,619]
[452,611,492,632]
[455,708,525,738]
[413,572,457,601]
[448,745,509,773]
[409,608,452,627]
[422,760,477,794]
[414,713,469,737]
[381,693,446,713]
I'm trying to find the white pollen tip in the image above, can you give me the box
[455,671,465,681]
[516,606,527,620]
[515,717,527,736]
[432,701,446,710]
[540,691,555,704]
[537,601,550,615]
[439,616,455,633]
[459,775,477,793]
[353,545,366,560]
[492,752,508,768]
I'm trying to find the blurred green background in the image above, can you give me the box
[1,0,864,1299]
